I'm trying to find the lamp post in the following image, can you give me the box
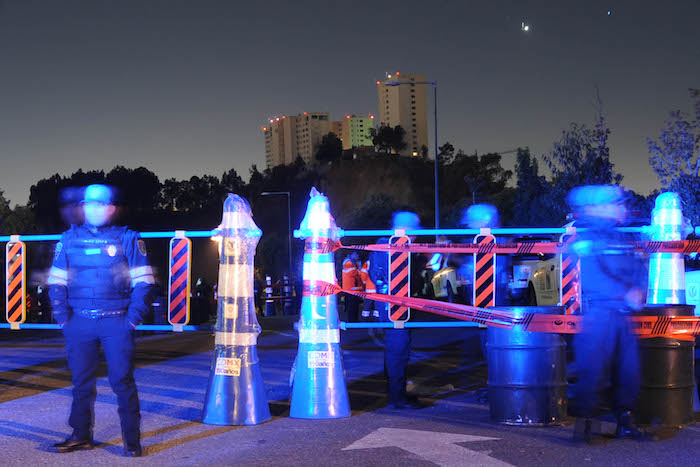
[260,191,292,276]
[464,176,485,205]
[385,80,439,230]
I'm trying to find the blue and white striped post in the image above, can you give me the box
[647,193,688,304]
[202,194,270,425]
[290,187,350,419]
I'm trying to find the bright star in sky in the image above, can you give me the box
[521,21,530,32]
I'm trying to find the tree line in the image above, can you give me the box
[0,89,697,281]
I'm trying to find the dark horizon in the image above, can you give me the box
[1,0,699,206]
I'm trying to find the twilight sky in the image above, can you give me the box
[1,0,698,206]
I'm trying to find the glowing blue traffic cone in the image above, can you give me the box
[290,187,350,419]
[202,194,271,425]
[647,193,689,304]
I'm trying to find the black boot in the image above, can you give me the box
[51,434,95,453]
[124,442,143,457]
[615,410,643,439]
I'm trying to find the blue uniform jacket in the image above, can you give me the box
[573,223,648,306]
[48,224,155,325]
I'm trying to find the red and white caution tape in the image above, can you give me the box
[302,280,700,339]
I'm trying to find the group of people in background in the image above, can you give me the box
[337,186,654,442]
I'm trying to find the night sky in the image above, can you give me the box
[1,0,698,206]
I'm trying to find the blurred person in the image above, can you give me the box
[253,269,263,315]
[457,204,512,363]
[48,184,154,457]
[457,203,512,306]
[341,250,362,321]
[58,186,84,227]
[359,255,376,320]
[192,276,213,324]
[568,185,647,444]
[369,211,423,409]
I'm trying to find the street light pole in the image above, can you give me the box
[385,80,439,231]
[433,85,439,230]
[260,191,292,276]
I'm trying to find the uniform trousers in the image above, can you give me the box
[573,302,640,418]
[62,314,141,446]
[384,328,411,404]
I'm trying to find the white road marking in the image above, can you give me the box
[343,427,512,467]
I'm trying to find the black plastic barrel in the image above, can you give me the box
[636,304,696,427]
[488,306,567,425]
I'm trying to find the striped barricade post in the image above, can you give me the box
[559,231,581,315]
[389,234,411,325]
[473,232,496,308]
[168,232,192,331]
[202,194,270,425]
[6,237,27,329]
[290,187,350,419]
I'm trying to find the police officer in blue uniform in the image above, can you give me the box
[48,184,154,457]
[456,204,512,307]
[369,211,422,409]
[568,185,646,444]
[454,204,512,364]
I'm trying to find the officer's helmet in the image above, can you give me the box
[460,204,499,229]
[392,211,421,231]
[83,184,115,205]
[567,185,627,224]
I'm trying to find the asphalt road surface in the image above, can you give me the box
[0,317,698,466]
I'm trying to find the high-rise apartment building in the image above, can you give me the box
[263,112,330,168]
[329,114,375,150]
[339,114,374,150]
[377,72,429,156]
[329,120,343,140]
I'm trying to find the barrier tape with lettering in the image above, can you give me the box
[306,238,700,255]
[301,280,700,339]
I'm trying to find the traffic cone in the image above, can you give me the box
[202,194,271,425]
[645,193,700,413]
[290,187,350,419]
[647,192,687,305]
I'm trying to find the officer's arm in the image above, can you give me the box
[124,231,155,325]
[48,235,71,324]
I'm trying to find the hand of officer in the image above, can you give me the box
[624,288,645,311]
[126,319,138,331]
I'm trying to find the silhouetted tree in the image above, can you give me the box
[437,142,455,166]
[106,166,161,227]
[315,132,343,163]
[369,125,407,154]
[511,148,553,226]
[420,144,429,160]
[648,88,700,224]
[541,105,621,224]
[390,126,407,154]
[221,168,245,196]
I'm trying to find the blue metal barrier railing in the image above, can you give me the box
[0,229,219,331]
[294,226,697,238]
[0,323,213,331]
[0,230,217,243]
[340,321,483,329]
